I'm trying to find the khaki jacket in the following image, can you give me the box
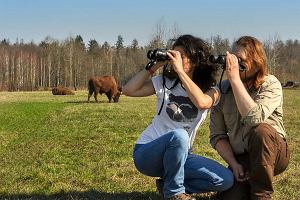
[210,75,286,155]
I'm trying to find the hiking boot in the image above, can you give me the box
[166,193,196,200]
[156,178,164,196]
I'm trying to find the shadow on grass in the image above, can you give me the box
[0,190,219,200]
[0,190,161,200]
[65,100,109,104]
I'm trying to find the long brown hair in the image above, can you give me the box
[173,34,218,92]
[234,36,268,89]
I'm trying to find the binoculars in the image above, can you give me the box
[209,55,246,71]
[147,49,170,61]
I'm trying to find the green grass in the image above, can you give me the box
[0,89,299,200]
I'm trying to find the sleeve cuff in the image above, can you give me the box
[210,134,229,149]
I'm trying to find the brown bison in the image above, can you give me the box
[88,75,122,103]
[52,86,75,95]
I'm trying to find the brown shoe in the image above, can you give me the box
[166,193,196,200]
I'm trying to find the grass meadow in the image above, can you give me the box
[0,89,299,200]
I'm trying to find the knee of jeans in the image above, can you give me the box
[214,169,234,191]
[170,129,190,147]
[249,124,275,144]
[223,170,234,191]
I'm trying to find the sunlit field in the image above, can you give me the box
[0,89,299,199]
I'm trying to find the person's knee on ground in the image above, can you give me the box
[248,123,280,199]
[215,168,234,192]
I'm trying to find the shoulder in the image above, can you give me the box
[209,86,221,106]
[152,74,163,83]
[264,74,281,85]
[153,74,180,88]
[261,74,282,90]
[217,79,231,94]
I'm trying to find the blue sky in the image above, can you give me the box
[0,0,299,46]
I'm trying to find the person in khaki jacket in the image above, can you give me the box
[209,36,290,200]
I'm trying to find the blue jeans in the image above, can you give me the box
[133,129,234,198]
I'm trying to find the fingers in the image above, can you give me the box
[233,164,248,182]
[167,50,180,60]
[226,51,239,69]
[166,51,174,60]
[167,50,182,65]
[238,172,245,180]
[235,172,247,182]
[226,51,231,69]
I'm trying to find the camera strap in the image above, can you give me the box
[218,68,257,94]
[218,69,228,94]
[145,60,156,70]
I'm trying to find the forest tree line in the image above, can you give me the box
[0,34,299,91]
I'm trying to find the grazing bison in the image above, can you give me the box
[88,75,121,103]
[52,86,75,95]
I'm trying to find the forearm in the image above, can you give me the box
[225,51,255,117]
[123,60,167,96]
[215,139,239,168]
[230,79,255,117]
[122,69,154,97]
[177,70,214,109]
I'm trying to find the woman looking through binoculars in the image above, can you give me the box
[123,34,234,200]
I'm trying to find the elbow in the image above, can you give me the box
[243,117,265,127]
[210,133,229,150]
[242,107,267,127]
[194,94,216,109]
[196,99,211,110]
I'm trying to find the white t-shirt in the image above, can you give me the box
[136,74,219,150]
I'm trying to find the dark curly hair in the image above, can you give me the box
[172,34,218,92]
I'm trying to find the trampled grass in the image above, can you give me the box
[0,89,299,200]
